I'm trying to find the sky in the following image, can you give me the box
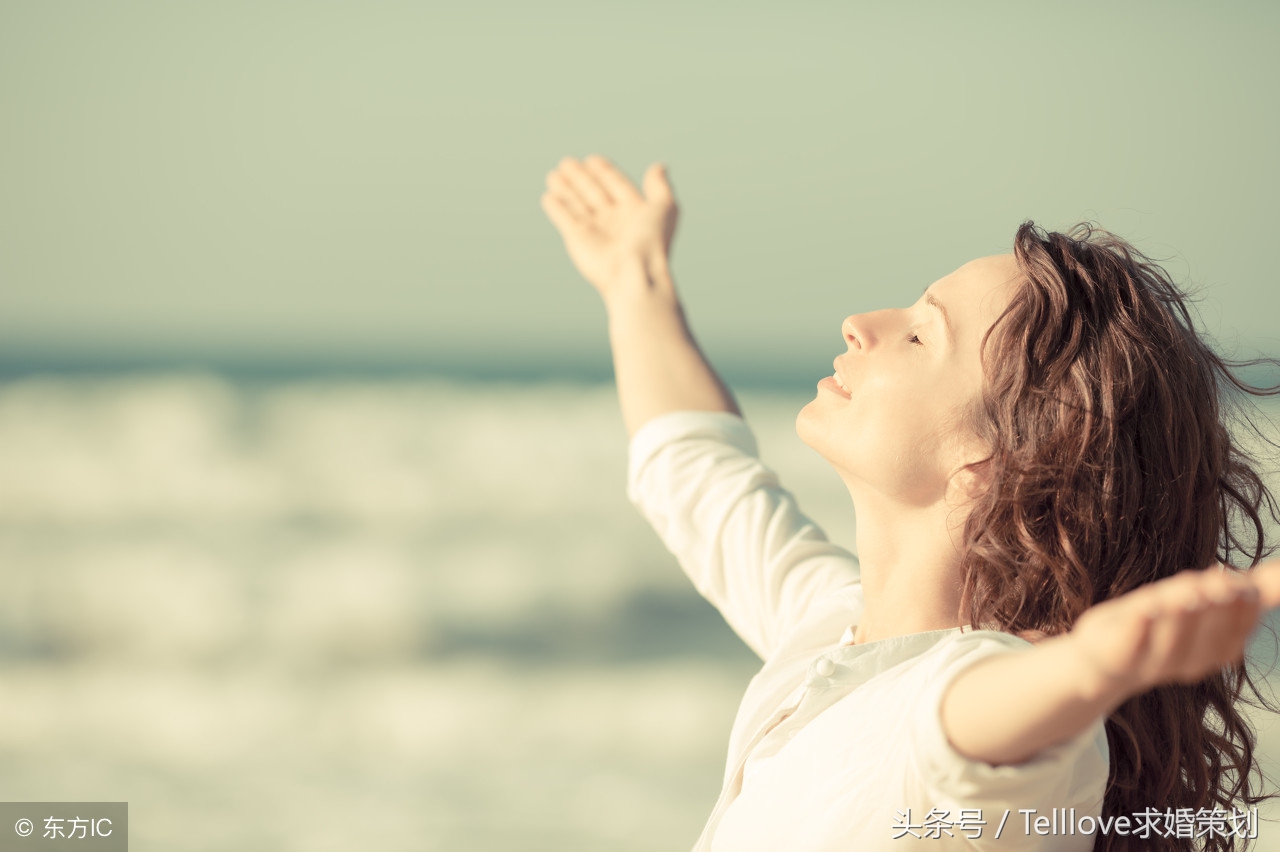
[1,0,1277,385]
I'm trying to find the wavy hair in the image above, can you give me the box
[959,221,1280,851]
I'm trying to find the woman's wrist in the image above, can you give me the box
[1057,631,1145,710]
[603,264,683,331]
[601,253,676,308]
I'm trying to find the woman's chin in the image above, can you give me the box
[794,404,836,457]
[795,401,819,445]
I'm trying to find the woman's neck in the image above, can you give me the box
[845,489,969,645]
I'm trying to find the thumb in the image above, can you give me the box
[643,162,674,204]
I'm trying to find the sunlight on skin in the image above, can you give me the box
[941,559,1280,767]
[1071,559,1280,695]
[542,154,678,299]
[542,153,1280,773]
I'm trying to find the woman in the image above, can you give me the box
[540,154,1280,851]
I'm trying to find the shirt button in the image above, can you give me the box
[815,658,835,677]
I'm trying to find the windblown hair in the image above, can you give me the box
[959,221,1280,851]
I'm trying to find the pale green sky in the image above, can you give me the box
[1,1,1277,382]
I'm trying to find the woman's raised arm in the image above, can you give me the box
[541,155,739,437]
[939,560,1280,767]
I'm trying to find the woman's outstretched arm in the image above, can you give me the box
[541,155,739,437]
[940,560,1280,766]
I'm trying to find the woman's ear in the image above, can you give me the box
[947,454,993,506]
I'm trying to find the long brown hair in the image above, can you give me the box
[959,221,1280,850]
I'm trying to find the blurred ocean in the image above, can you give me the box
[1,373,1279,851]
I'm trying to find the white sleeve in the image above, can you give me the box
[906,632,1111,848]
[626,410,861,662]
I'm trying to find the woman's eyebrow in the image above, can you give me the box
[922,287,955,346]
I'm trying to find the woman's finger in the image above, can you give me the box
[545,173,592,221]
[583,155,642,204]
[558,157,611,212]
[1248,560,1280,610]
[541,191,584,233]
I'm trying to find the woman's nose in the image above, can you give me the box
[843,309,893,349]
[842,315,867,349]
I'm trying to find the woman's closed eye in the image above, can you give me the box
[907,333,923,346]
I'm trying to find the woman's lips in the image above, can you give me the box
[828,357,853,398]
[819,375,852,400]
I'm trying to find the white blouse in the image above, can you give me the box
[627,410,1110,851]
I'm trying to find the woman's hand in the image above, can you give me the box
[943,561,1280,767]
[541,155,679,299]
[1067,560,1280,704]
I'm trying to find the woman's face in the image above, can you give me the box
[796,254,1022,506]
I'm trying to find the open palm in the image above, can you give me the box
[541,155,679,297]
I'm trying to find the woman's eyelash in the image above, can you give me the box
[908,333,923,346]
